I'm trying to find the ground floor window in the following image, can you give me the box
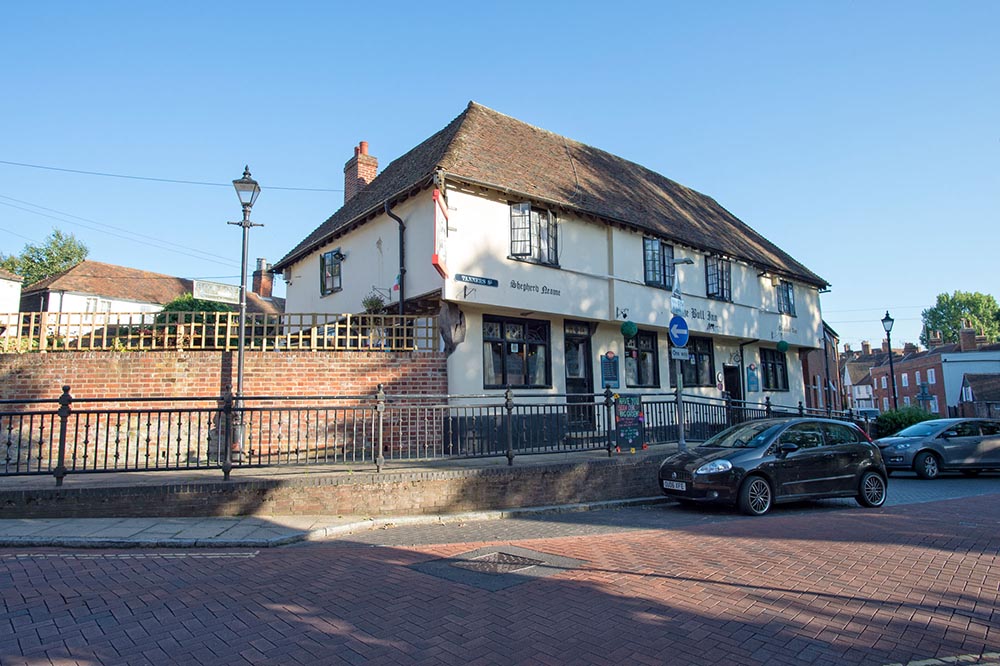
[624,330,659,387]
[483,315,550,388]
[761,348,789,391]
[670,336,715,387]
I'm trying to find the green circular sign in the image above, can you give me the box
[620,321,638,338]
[776,340,789,353]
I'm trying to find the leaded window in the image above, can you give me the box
[483,315,551,388]
[670,336,715,387]
[510,202,558,266]
[320,248,343,296]
[777,280,796,315]
[643,238,675,289]
[706,256,732,301]
[761,348,789,391]
[624,330,659,387]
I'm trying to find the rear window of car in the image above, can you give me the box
[951,422,980,437]
[982,422,1000,436]
[821,423,862,445]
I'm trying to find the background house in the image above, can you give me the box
[19,259,283,316]
[274,102,828,406]
[0,267,24,339]
[801,321,843,412]
[959,373,1000,418]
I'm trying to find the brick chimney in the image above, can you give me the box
[344,141,378,204]
[903,342,918,355]
[882,340,889,353]
[252,258,273,299]
[959,327,978,352]
[861,341,871,356]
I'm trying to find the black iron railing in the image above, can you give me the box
[2,386,867,485]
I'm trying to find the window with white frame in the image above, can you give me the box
[903,396,911,406]
[901,373,909,387]
[319,248,343,296]
[916,371,921,385]
[930,396,939,414]
[509,202,558,266]
[706,256,732,301]
[883,397,889,410]
[928,368,936,384]
[482,315,550,388]
[624,330,659,387]
[642,238,675,290]
[777,280,796,316]
[85,297,112,313]
[881,376,887,389]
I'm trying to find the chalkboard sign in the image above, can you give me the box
[615,394,644,449]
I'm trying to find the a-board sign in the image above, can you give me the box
[615,394,644,449]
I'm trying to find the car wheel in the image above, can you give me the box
[914,452,941,480]
[738,476,772,516]
[961,470,980,477]
[856,471,887,508]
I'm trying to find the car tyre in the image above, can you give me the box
[856,471,887,508]
[914,451,941,480]
[738,476,772,516]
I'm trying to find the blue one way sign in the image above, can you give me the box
[668,315,689,347]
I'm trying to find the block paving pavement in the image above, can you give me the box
[1,485,999,665]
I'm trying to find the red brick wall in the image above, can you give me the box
[0,350,447,402]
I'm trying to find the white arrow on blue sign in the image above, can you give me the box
[668,315,689,347]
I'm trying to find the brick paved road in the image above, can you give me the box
[1,477,999,665]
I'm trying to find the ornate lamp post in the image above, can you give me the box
[229,167,262,405]
[881,311,898,411]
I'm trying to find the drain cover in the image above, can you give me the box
[410,545,587,592]
[452,551,544,575]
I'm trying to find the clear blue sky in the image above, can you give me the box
[2,2,997,351]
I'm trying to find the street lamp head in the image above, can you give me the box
[233,166,261,209]
[881,311,894,334]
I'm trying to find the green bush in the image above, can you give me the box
[874,407,938,437]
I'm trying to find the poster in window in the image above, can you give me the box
[600,354,620,389]
[747,366,760,392]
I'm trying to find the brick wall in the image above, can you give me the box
[0,350,447,402]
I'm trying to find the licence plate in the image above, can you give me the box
[662,480,686,491]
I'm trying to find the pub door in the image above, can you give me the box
[564,321,595,429]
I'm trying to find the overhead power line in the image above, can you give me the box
[0,159,342,192]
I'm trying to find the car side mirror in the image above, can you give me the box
[778,442,799,456]
[941,430,958,439]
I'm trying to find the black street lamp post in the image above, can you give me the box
[881,311,898,411]
[229,166,262,406]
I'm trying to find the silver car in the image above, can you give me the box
[875,418,1000,479]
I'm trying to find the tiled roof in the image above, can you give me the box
[0,267,23,282]
[275,102,827,287]
[963,373,1000,402]
[21,260,283,315]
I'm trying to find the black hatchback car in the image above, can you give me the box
[658,417,888,516]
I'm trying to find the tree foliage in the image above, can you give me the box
[158,293,234,314]
[920,291,999,346]
[0,229,89,286]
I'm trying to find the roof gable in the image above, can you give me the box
[275,102,826,287]
[0,267,23,282]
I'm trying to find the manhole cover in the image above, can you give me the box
[452,551,544,575]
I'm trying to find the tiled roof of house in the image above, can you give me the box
[846,363,872,384]
[963,373,1000,402]
[275,102,827,287]
[21,260,283,314]
[0,267,23,281]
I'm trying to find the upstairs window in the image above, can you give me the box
[643,238,675,290]
[761,348,789,391]
[624,330,660,387]
[928,368,936,384]
[915,371,921,385]
[706,256,732,301]
[901,373,909,388]
[777,280,796,316]
[320,248,343,296]
[510,203,558,266]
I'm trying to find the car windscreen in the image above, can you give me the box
[699,422,784,449]
[895,422,946,437]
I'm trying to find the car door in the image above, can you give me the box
[820,422,867,492]
[975,421,1000,467]
[772,422,829,498]
[936,420,981,468]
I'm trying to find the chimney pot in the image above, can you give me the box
[252,257,273,299]
[344,141,378,204]
[360,140,368,155]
